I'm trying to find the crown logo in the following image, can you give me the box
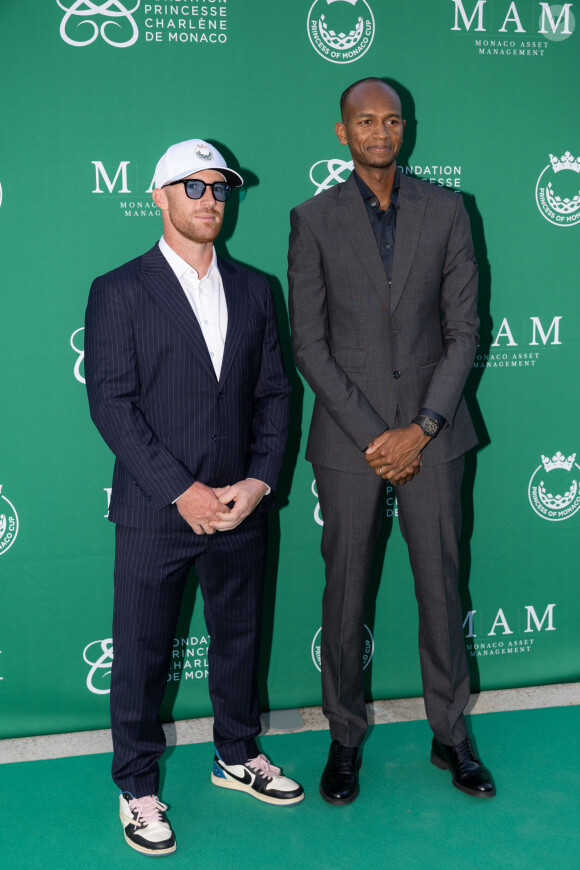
[541,451,576,472]
[195,145,212,160]
[549,152,580,174]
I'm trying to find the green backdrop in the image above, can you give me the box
[1,1,579,738]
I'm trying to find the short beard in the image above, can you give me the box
[170,209,223,244]
[365,157,395,169]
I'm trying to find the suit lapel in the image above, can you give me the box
[390,174,428,315]
[217,256,247,386]
[138,243,217,380]
[336,175,391,306]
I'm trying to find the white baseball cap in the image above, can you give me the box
[154,139,244,189]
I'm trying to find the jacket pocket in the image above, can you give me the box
[332,347,367,372]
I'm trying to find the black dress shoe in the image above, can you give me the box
[431,736,496,797]
[320,740,361,805]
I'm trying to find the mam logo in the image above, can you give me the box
[473,314,562,369]
[91,160,160,217]
[536,151,580,227]
[308,0,375,64]
[70,327,85,383]
[451,1,575,55]
[528,451,580,521]
[57,0,139,47]
[312,625,374,671]
[463,603,556,658]
[0,486,19,557]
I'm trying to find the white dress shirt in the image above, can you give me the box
[158,237,270,499]
[159,236,227,379]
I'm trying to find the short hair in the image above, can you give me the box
[339,77,397,120]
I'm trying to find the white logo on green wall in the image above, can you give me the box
[84,635,210,693]
[57,0,139,48]
[307,0,374,64]
[0,487,19,556]
[70,327,85,384]
[311,479,323,526]
[536,151,580,227]
[84,639,114,694]
[310,158,354,195]
[528,451,580,521]
[312,625,374,671]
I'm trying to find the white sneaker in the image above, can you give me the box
[119,792,177,856]
[211,753,304,805]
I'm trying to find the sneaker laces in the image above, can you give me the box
[128,795,168,827]
[246,754,281,780]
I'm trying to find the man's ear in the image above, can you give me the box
[152,187,168,210]
[335,121,348,145]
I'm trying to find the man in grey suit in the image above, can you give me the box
[288,78,495,804]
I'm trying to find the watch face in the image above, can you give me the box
[423,418,440,437]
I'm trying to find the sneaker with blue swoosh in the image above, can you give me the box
[211,753,304,805]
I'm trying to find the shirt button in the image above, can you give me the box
[393,370,401,378]
[211,351,215,357]
[204,319,209,325]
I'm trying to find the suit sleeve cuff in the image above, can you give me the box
[417,407,446,427]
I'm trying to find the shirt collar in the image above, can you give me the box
[352,167,401,213]
[158,235,217,281]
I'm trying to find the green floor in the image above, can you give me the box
[4,706,579,869]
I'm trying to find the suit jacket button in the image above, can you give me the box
[217,392,223,398]
[212,435,217,442]
[393,370,401,378]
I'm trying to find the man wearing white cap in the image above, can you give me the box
[85,139,301,857]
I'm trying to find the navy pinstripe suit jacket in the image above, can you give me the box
[85,243,291,531]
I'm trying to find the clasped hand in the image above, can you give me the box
[365,425,429,485]
[176,479,268,534]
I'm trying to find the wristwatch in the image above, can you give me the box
[412,414,441,438]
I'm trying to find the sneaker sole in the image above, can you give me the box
[211,772,304,805]
[123,831,177,856]
[430,750,496,798]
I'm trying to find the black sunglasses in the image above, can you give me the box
[164,178,233,202]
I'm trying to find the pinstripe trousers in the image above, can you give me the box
[110,508,268,797]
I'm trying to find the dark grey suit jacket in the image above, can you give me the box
[288,172,479,472]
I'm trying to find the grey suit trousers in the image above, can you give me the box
[313,455,470,748]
